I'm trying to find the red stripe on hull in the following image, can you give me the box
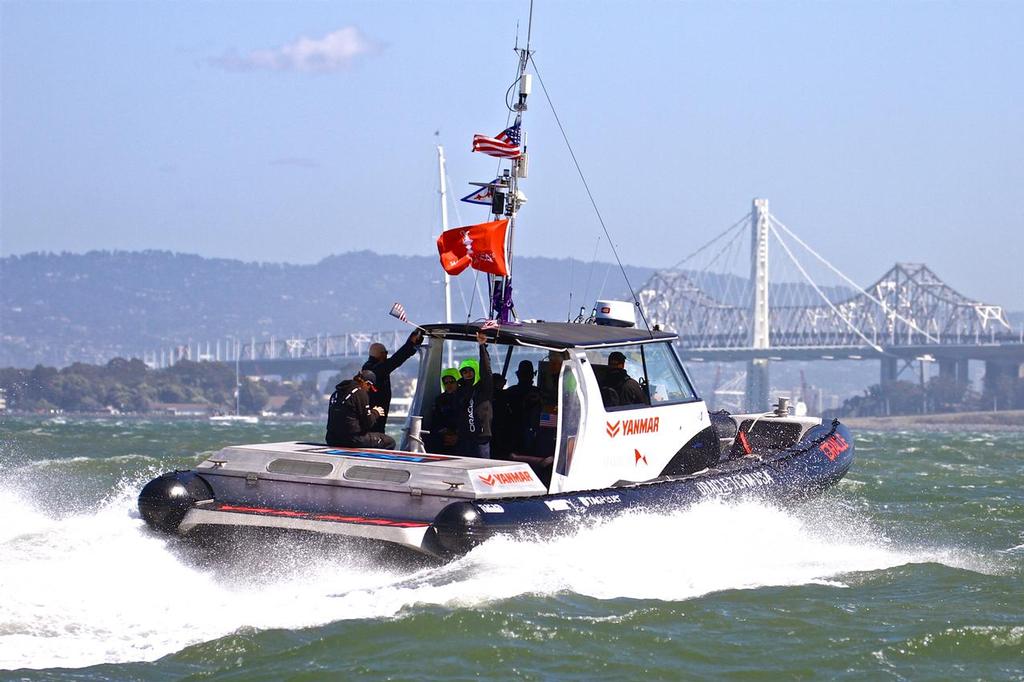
[214,504,429,528]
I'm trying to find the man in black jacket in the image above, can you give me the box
[325,370,396,449]
[363,330,424,433]
[603,351,648,407]
[503,359,541,456]
[455,331,493,458]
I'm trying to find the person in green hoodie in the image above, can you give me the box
[455,332,493,458]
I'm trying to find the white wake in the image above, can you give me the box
[0,478,987,671]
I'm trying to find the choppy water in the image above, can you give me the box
[1,417,1021,680]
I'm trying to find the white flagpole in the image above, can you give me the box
[437,144,453,367]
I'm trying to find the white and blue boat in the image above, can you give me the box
[139,32,854,560]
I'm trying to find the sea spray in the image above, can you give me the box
[0,478,976,671]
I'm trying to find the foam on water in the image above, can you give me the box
[0,478,992,671]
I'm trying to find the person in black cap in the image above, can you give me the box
[503,359,541,455]
[363,330,424,434]
[325,369,396,449]
[603,351,647,407]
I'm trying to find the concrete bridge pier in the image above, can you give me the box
[983,360,1022,390]
[880,356,899,385]
[938,358,970,385]
[745,358,770,411]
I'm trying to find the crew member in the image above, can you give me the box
[603,350,647,407]
[429,368,460,454]
[455,332,494,458]
[490,372,511,459]
[503,360,541,456]
[325,370,395,449]
[363,330,424,433]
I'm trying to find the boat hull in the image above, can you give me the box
[426,421,853,555]
[140,422,853,559]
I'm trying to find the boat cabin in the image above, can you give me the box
[403,321,716,494]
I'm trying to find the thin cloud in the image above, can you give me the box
[212,26,377,73]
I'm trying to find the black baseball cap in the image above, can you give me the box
[356,369,377,386]
[516,360,535,375]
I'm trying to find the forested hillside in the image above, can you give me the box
[0,250,651,367]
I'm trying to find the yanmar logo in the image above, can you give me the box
[477,470,535,486]
[606,417,659,438]
[820,434,850,461]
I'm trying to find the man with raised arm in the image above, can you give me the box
[362,329,424,433]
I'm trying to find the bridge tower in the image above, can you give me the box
[746,198,771,411]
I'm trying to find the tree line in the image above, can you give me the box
[0,358,322,415]
[829,373,1024,418]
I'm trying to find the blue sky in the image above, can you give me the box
[2,1,1022,309]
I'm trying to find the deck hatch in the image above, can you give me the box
[267,459,334,477]
[344,465,411,484]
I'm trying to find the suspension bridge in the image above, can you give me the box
[145,198,1022,410]
[640,199,1019,409]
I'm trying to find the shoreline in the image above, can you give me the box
[842,409,1024,431]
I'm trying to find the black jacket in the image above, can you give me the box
[325,379,379,445]
[503,382,541,453]
[605,368,647,407]
[456,345,494,443]
[362,335,419,418]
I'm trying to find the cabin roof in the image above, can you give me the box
[421,321,676,349]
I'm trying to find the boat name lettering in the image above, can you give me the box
[479,503,505,513]
[576,494,620,508]
[545,499,573,512]
[478,470,535,486]
[819,434,850,461]
[606,417,660,438]
[695,470,774,496]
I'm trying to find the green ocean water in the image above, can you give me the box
[1,416,1021,680]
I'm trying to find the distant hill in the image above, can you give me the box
[1,249,876,369]
[0,251,654,367]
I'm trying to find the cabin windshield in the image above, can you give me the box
[584,342,696,410]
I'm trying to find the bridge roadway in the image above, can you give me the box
[239,338,1024,387]
[679,342,1024,363]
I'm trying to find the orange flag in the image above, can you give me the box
[436,219,509,276]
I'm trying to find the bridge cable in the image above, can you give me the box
[667,212,751,272]
[769,214,940,343]
[768,223,885,354]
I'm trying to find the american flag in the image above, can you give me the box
[481,319,500,331]
[539,412,558,428]
[389,302,408,323]
[472,123,522,159]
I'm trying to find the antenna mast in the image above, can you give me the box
[490,5,533,322]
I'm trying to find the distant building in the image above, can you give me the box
[150,402,215,417]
